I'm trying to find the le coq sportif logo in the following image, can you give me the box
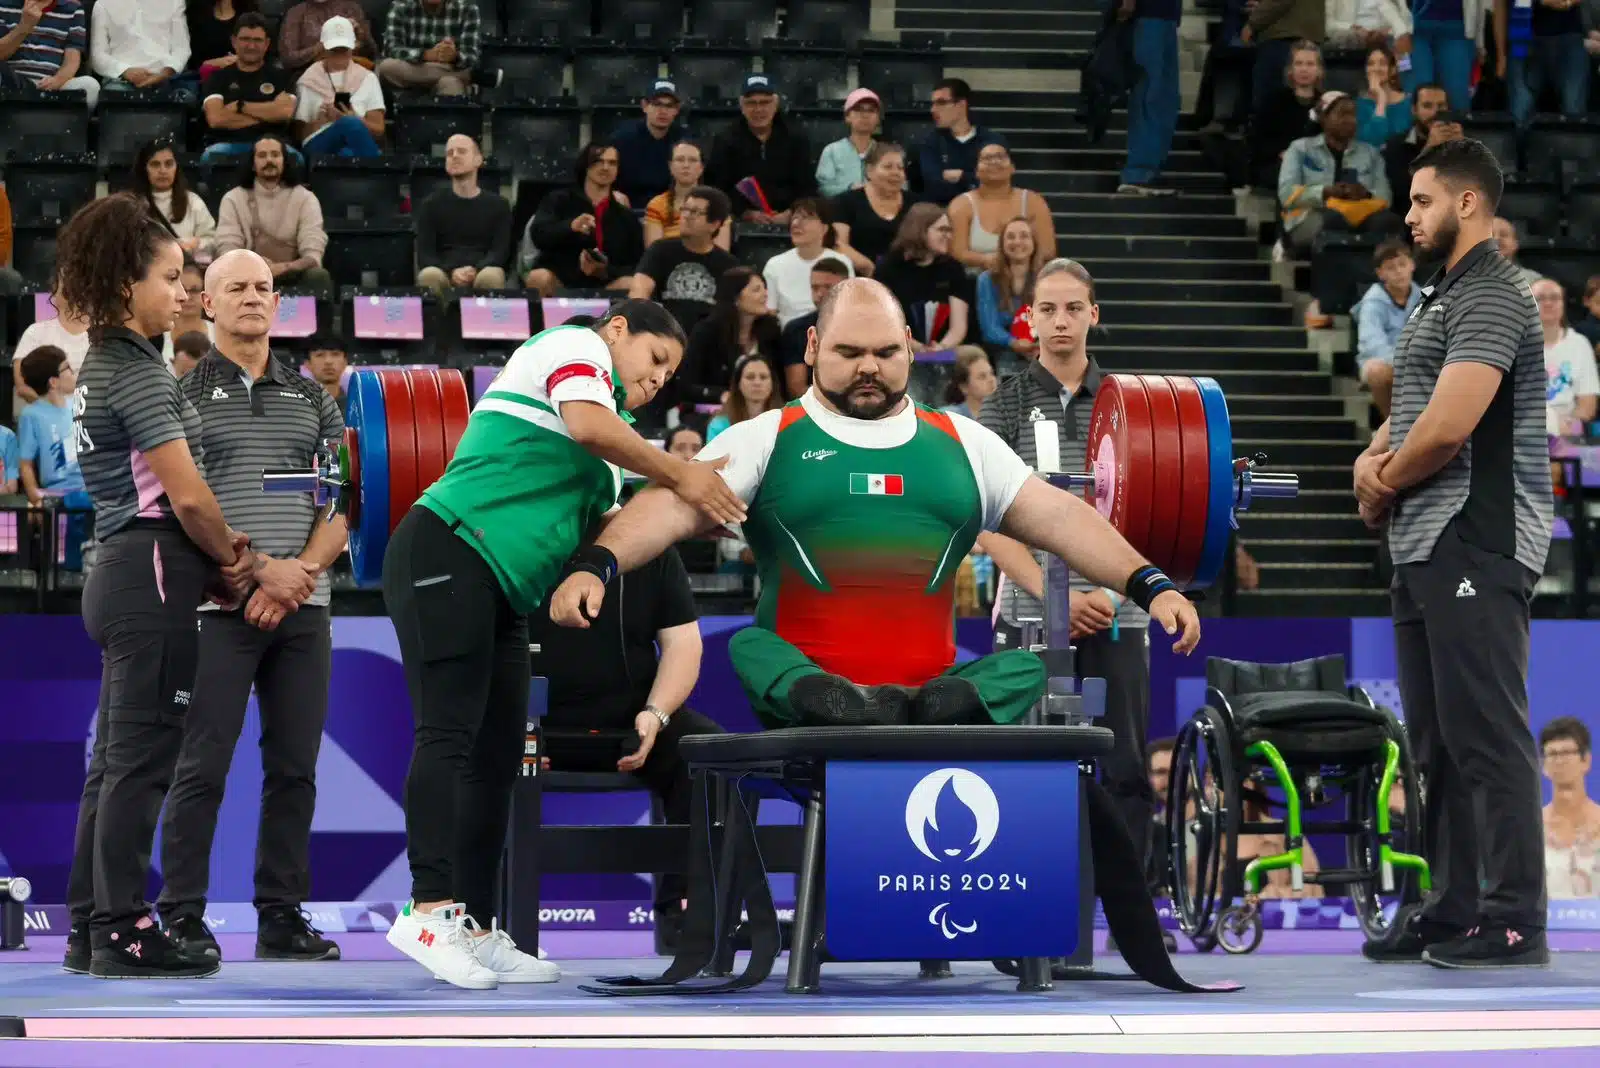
[904,768,1001,940]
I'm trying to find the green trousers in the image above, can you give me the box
[727,626,1046,729]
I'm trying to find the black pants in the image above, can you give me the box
[1392,522,1546,930]
[382,505,529,929]
[544,707,725,910]
[157,606,333,921]
[66,523,209,937]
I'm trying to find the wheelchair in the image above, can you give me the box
[1164,655,1430,954]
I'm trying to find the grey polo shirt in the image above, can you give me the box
[978,357,1148,629]
[181,348,345,607]
[1387,238,1552,574]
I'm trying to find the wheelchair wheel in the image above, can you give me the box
[1166,706,1240,943]
[1346,728,1425,941]
[1215,905,1264,955]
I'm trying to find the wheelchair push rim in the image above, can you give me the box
[1166,706,1239,940]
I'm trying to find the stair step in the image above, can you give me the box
[1236,464,1357,492]
[1016,170,1231,195]
[1248,538,1379,565]
[1227,396,1347,417]
[1013,148,1208,172]
[1260,490,1361,515]
[1093,300,1292,327]
[1000,127,1211,153]
[897,0,1076,12]
[943,47,1086,69]
[1093,279,1286,303]
[1235,589,1391,616]
[1093,323,1308,346]
[896,10,1103,32]
[1043,192,1238,216]
[1257,561,1379,589]
[1238,512,1374,541]
[1141,370,1334,396]
[1231,415,1360,439]
[1030,234,1261,259]
[1094,348,1319,372]
[1052,211,1249,238]
[942,29,1098,50]
[1075,258,1273,282]
[1236,435,1365,459]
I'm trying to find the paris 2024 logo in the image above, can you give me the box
[891,768,1027,941]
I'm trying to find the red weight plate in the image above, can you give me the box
[1166,376,1212,587]
[1137,375,1184,578]
[378,369,420,535]
[1084,374,1156,557]
[408,369,448,496]
[436,367,472,467]
[342,425,361,529]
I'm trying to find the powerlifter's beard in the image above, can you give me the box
[819,377,907,420]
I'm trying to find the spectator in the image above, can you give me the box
[1116,0,1182,197]
[1278,93,1395,257]
[762,197,853,328]
[777,258,849,397]
[1353,238,1420,417]
[1242,0,1326,111]
[976,218,1040,356]
[188,0,257,77]
[942,348,997,422]
[665,425,703,460]
[1325,0,1413,47]
[292,16,385,157]
[1536,277,1600,436]
[831,142,909,277]
[1249,39,1324,190]
[133,140,218,260]
[611,79,689,209]
[628,185,737,332]
[678,267,781,406]
[1540,717,1600,899]
[1510,0,1590,126]
[643,141,731,252]
[0,420,14,493]
[523,141,642,297]
[0,0,101,108]
[16,345,91,568]
[278,0,375,79]
[706,353,783,441]
[162,259,212,368]
[1357,44,1411,145]
[414,134,511,295]
[0,182,21,295]
[1238,778,1325,898]
[708,73,814,223]
[200,14,299,163]
[1406,0,1491,114]
[11,289,90,422]
[170,329,210,378]
[948,144,1056,271]
[910,78,1005,205]
[1381,88,1457,209]
[816,87,882,197]
[1573,276,1600,346]
[91,0,194,100]
[1494,216,1543,286]
[306,339,348,406]
[215,136,333,295]
[874,203,974,352]
[377,0,480,97]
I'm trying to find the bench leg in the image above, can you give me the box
[1017,956,1055,993]
[503,761,543,955]
[918,959,953,979]
[785,793,826,994]
[704,778,748,978]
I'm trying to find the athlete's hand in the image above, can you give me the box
[1149,590,1201,655]
[550,571,606,628]
[669,455,747,526]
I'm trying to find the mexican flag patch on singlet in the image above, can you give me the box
[849,473,904,496]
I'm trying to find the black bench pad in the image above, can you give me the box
[679,725,1114,771]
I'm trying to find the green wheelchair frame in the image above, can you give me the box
[1166,685,1433,954]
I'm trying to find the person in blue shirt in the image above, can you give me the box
[17,345,92,570]
[0,423,17,494]
[1353,239,1421,419]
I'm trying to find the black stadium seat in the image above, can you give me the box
[1465,114,1518,173]
[1519,239,1600,299]
[11,227,60,287]
[1525,117,1600,183]
[782,0,867,47]
[1564,183,1600,242]
[323,222,416,288]
[489,104,584,168]
[96,89,191,167]
[764,44,850,105]
[598,0,684,45]
[308,157,409,223]
[391,100,487,157]
[881,112,933,150]
[687,0,777,49]
[0,90,90,161]
[1496,177,1561,238]
[473,0,504,37]
[858,39,945,108]
[5,155,98,226]
[481,40,567,100]
[572,47,663,106]
[1318,49,1366,98]
[669,45,751,104]
[505,0,592,41]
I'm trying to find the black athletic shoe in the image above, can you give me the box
[1361,905,1467,963]
[912,677,985,725]
[63,924,90,974]
[164,913,221,962]
[257,905,341,961]
[789,673,910,726]
[1423,924,1549,970]
[90,918,219,979]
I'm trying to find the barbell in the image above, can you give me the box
[262,369,1298,590]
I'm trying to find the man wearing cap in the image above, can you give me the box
[292,17,385,157]
[816,87,883,197]
[708,74,815,224]
[610,79,692,209]
[277,0,375,81]
[1277,92,1398,261]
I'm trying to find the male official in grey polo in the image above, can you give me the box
[157,250,349,964]
[1355,139,1553,970]
[978,258,1156,856]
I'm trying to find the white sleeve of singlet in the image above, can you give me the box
[693,407,782,504]
[953,412,1035,532]
[539,327,618,410]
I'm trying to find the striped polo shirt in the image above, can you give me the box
[0,0,87,84]
[74,328,205,541]
[1387,238,1553,573]
[181,349,345,607]
[978,356,1148,629]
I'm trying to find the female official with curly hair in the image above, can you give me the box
[56,193,255,980]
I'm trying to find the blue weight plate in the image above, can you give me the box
[345,370,390,587]
[1192,377,1234,590]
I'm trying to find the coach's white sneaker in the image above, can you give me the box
[387,902,498,990]
[465,918,561,983]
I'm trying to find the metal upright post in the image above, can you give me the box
[504,648,547,953]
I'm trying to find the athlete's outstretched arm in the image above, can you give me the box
[597,487,719,572]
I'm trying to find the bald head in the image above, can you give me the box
[806,277,912,420]
[205,249,272,294]
[814,276,906,341]
[202,249,278,342]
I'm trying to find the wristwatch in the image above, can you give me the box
[643,705,670,728]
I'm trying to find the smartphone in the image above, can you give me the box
[587,248,609,266]
[333,91,352,110]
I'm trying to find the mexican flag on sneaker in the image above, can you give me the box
[849,472,904,496]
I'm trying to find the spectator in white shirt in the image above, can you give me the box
[292,16,385,157]
[131,139,217,260]
[91,0,194,99]
[1536,277,1600,437]
[10,288,90,420]
[761,197,853,328]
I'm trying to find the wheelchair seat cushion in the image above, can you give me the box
[1208,654,1347,697]
[678,725,1114,771]
[1228,691,1392,731]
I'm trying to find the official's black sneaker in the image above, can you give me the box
[165,913,221,962]
[912,677,985,725]
[789,673,911,726]
[257,905,341,961]
[90,918,219,978]
[1361,905,1467,963]
[63,924,90,974]
[1423,924,1549,970]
